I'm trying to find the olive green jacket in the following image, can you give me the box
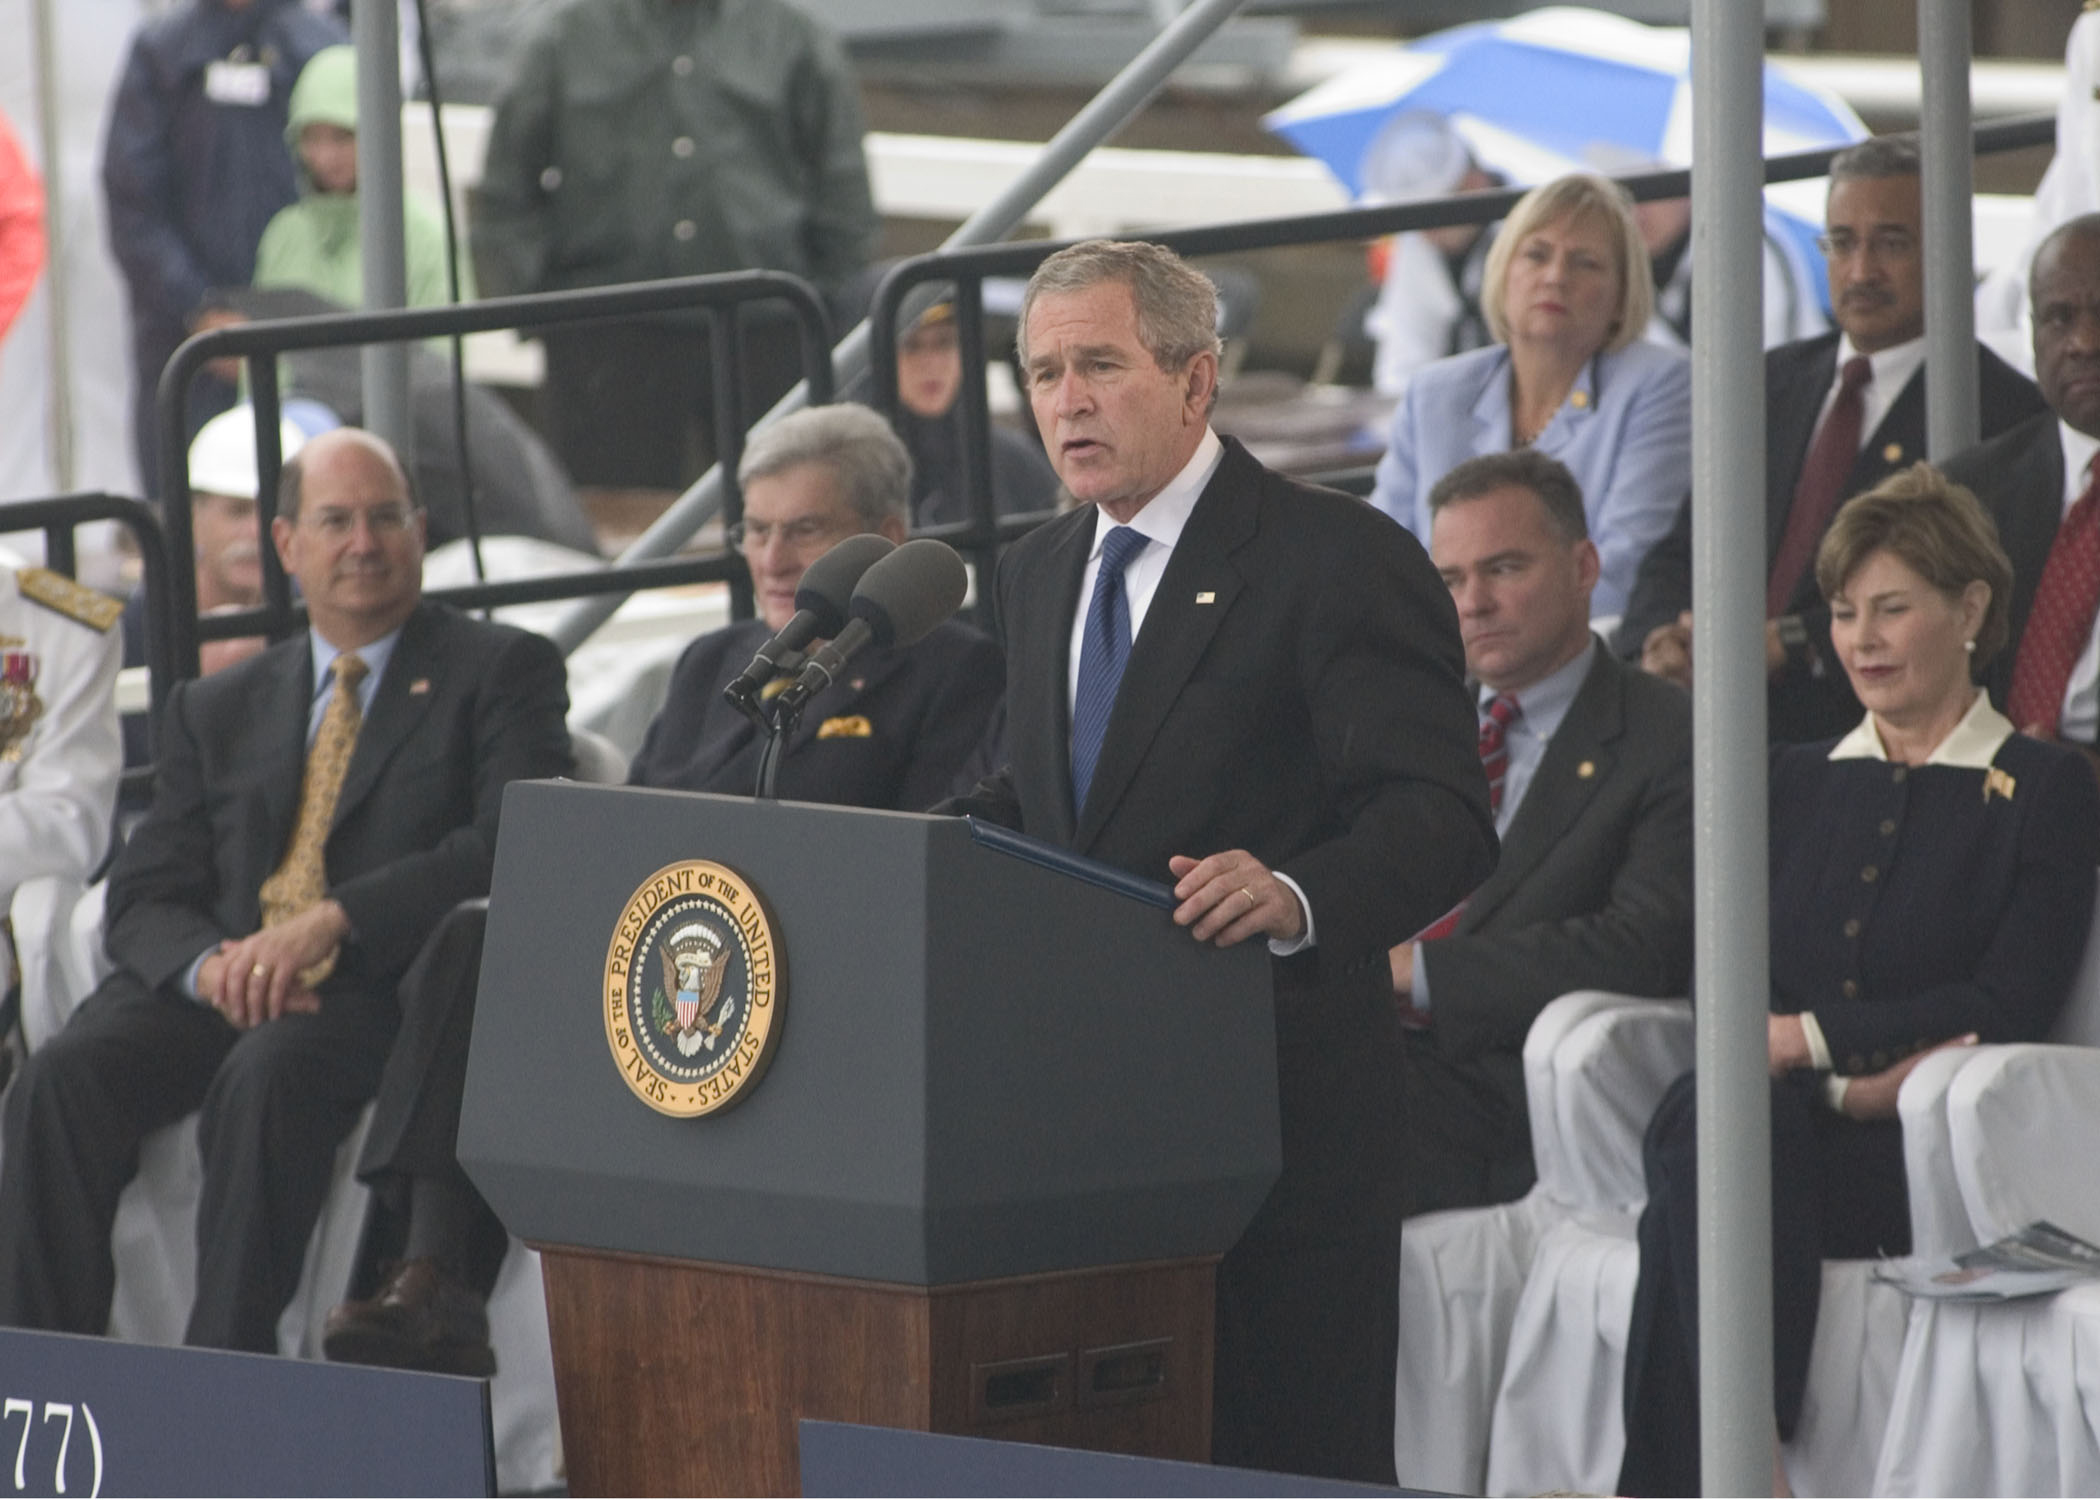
[473,0,877,302]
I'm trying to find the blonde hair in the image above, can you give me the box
[1480,173,1654,354]
[1815,463,2012,667]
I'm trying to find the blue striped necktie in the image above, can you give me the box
[1070,524,1148,817]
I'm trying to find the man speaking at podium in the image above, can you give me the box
[948,240,1495,1483]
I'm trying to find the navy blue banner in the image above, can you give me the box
[0,1328,492,1497]
[799,1420,1424,1498]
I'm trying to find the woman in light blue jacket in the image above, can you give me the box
[1371,173,1690,621]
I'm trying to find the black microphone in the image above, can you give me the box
[721,532,895,723]
[771,539,969,715]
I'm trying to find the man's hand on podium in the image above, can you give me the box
[1168,851,1305,947]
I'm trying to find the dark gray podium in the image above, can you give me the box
[459,781,1279,1496]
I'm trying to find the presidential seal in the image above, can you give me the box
[604,860,784,1117]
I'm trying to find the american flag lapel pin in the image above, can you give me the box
[1195,591,1216,604]
[409,677,431,696]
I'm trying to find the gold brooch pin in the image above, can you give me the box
[1984,767,2017,803]
[1883,442,1904,464]
[1576,760,1596,779]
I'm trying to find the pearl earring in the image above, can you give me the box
[1964,639,1976,653]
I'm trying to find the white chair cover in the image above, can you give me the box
[486,1242,564,1494]
[1392,992,1691,1493]
[11,875,108,1052]
[1874,1044,2100,1497]
[1482,997,1919,1496]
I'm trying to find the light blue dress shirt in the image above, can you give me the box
[1370,340,1692,620]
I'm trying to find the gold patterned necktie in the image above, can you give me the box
[257,652,368,985]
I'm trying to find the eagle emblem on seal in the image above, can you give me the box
[656,922,733,1056]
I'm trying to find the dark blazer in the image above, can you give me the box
[1939,411,2074,723]
[107,601,574,1001]
[949,435,1493,1480]
[1422,646,1694,1070]
[1770,728,2098,1069]
[627,616,1004,810]
[1615,335,2045,740]
[952,436,1494,979]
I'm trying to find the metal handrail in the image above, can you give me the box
[863,112,2058,619]
[151,269,836,676]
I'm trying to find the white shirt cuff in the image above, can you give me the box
[1408,941,1431,1011]
[1267,872,1316,956]
[1799,1010,1835,1071]
[182,949,213,1004]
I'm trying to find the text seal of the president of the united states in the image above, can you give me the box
[604,859,784,1117]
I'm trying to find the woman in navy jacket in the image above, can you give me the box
[1370,173,1690,621]
[1617,465,2100,1495]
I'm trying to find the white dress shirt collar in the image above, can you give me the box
[1828,690,2015,770]
[1085,426,1224,564]
[1828,332,1927,456]
[2058,420,2100,512]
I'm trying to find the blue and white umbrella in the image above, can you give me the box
[1263,6,1867,201]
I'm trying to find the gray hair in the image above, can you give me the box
[1016,239,1223,374]
[1829,135,1920,184]
[737,403,912,529]
[1428,449,1590,544]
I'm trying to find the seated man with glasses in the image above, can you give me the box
[1616,134,2044,743]
[0,428,574,1356]
[629,400,1005,803]
[318,404,1003,1376]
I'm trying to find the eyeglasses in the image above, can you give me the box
[1816,229,1918,264]
[304,502,418,539]
[726,516,849,552]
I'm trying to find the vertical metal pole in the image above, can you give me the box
[1690,2,1773,1494]
[354,0,412,456]
[29,0,74,490]
[1920,0,1978,459]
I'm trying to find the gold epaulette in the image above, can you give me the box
[17,567,124,633]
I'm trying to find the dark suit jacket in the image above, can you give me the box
[107,601,574,1003]
[1939,411,2074,722]
[950,437,1496,1238]
[1421,646,1693,1072]
[626,616,1004,810]
[1615,335,2045,740]
[1770,730,2098,1067]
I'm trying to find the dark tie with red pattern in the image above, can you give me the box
[1767,355,1873,619]
[2008,456,2100,734]
[1412,693,1521,944]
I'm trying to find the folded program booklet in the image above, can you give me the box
[1874,1220,2100,1301]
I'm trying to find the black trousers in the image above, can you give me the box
[356,901,508,1296]
[1212,965,1404,1486]
[0,972,396,1351]
[1394,1027,1534,1219]
[1616,1070,1910,1496]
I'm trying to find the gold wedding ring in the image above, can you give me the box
[1239,886,1256,909]
[251,964,270,979]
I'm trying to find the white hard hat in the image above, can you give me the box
[186,406,312,501]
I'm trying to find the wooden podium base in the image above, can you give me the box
[535,1245,1218,1496]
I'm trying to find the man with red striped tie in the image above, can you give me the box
[1391,449,1695,1217]
[1947,214,2100,789]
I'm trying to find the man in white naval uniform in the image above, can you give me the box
[0,562,124,1054]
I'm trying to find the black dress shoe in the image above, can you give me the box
[323,1258,496,1378]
